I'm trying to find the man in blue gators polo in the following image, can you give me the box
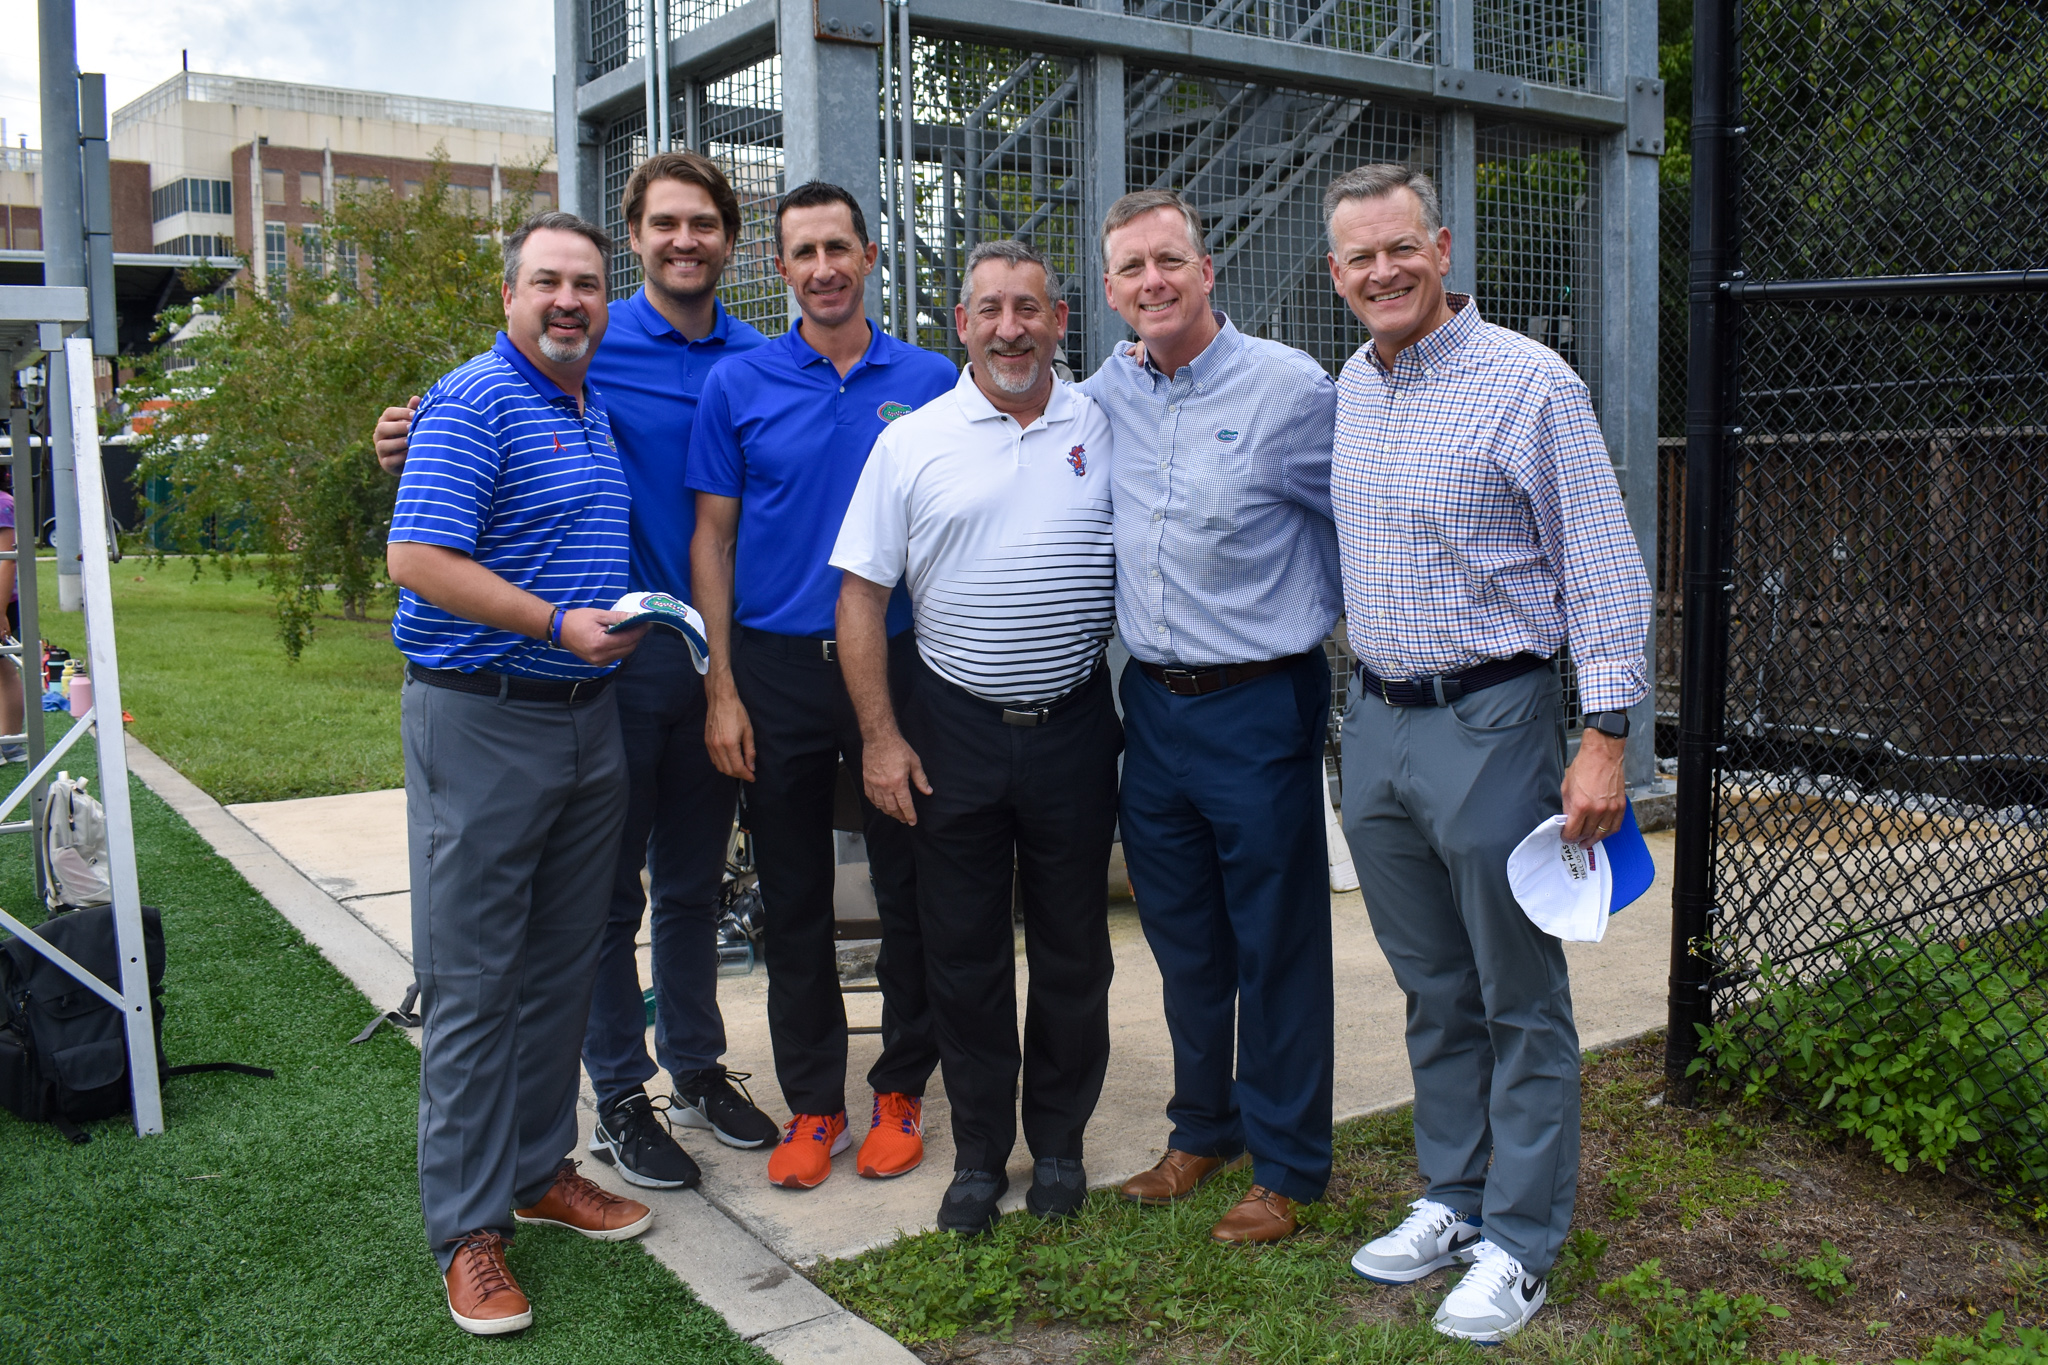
[688,181,956,1191]
[387,213,656,1335]
[377,154,781,1190]
[1087,190,1343,1246]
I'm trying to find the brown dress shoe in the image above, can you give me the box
[1120,1149,1248,1205]
[445,1230,532,1335]
[1210,1185,1298,1244]
[513,1160,654,1241]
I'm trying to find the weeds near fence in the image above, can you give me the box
[1690,923,2048,1215]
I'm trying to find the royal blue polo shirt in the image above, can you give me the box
[592,290,767,599]
[389,332,631,680]
[685,320,958,637]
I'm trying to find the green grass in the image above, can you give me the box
[32,558,403,804]
[0,718,768,1364]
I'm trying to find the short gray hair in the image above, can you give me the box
[1098,189,1206,262]
[960,238,1062,306]
[503,211,612,288]
[1323,165,1441,245]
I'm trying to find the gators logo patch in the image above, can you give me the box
[877,401,912,423]
[1067,444,1088,476]
[1216,428,1241,443]
[641,592,686,615]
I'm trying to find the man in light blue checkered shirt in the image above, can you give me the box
[1082,190,1340,1247]
[1325,165,1650,1346]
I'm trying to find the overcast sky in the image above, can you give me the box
[3,0,557,152]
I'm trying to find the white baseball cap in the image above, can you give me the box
[606,592,710,674]
[1506,799,1655,943]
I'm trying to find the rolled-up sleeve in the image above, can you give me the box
[1515,380,1651,712]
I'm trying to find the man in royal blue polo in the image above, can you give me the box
[689,180,956,1191]
[388,213,656,1335]
[376,154,780,1189]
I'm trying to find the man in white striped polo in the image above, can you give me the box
[831,239,1120,1237]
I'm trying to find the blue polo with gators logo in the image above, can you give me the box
[594,289,767,599]
[685,320,957,637]
[389,331,631,680]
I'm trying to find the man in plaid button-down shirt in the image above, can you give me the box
[1325,165,1650,1345]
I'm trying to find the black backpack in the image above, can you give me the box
[0,906,271,1143]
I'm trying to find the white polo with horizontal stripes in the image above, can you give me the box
[831,367,1115,706]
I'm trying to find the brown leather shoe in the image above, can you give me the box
[1120,1149,1248,1206]
[513,1160,654,1241]
[1210,1185,1299,1244]
[444,1230,532,1335]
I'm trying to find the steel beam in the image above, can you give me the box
[39,0,84,612]
[576,0,776,125]
[780,0,885,321]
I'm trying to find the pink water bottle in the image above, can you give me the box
[69,675,93,719]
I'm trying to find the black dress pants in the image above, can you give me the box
[902,656,1120,1174]
[733,626,939,1116]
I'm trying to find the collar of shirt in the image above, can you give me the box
[953,364,1081,431]
[780,316,896,374]
[1360,292,1482,380]
[1124,309,1244,389]
[622,288,736,346]
[491,330,594,410]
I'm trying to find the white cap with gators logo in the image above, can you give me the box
[1506,799,1655,943]
[605,592,711,674]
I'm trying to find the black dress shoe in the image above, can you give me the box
[936,1168,1009,1236]
[1025,1157,1087,1219]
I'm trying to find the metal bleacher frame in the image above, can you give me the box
[0,286,162,1136]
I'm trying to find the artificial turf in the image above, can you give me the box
[0,719,770,1364]
[32,557,405,805]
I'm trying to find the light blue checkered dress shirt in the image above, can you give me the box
[1332,295,1651,713]
[1082,314,1342,668]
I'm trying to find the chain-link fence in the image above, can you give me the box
[1674,0,2048,1208]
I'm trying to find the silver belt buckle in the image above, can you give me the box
[820,639,838,663]
[1002,706,1048,727]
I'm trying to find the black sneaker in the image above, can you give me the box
[937,1168,1010,1237]
[672,1066,779,1150]
[588,1090,701,1190]
[1025,1157,1087,1220]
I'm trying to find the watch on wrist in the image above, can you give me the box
[1585,710,1630,739]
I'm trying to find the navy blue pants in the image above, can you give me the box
[581,631,739,1110]
[1117,654,1335,1205]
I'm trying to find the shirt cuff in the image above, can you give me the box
[1574,657,1650,714]
[387,527,480,554]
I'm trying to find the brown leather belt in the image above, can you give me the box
[1137,653,1309,698]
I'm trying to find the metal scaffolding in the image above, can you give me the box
[556,0,1664,785]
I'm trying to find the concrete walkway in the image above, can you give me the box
[224,783,1678,1271]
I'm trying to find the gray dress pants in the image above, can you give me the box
[1337,663,1579,1276]
[403,674,629,1269]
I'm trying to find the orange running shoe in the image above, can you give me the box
[856,1092,924,1179]
[766,1110,849,1189]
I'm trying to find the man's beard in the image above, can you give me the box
[979,347,1044,395]
[537,315,592,363]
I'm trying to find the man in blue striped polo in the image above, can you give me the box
[387,213,657,1336]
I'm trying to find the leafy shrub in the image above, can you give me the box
[1762,1240,1855,1304]
[1901,1312,2048,1364]
[1690,928,2048,1202]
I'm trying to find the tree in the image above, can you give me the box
[126,156,545,658]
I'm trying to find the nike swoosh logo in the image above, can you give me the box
[1449,1231,1481,1252]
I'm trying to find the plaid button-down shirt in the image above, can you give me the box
[1332,295,1650,713]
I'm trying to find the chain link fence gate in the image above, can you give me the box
[1670,0,2048,1209]
[562,0,1667,790]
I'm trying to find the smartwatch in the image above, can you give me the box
[1584,710,1630,739]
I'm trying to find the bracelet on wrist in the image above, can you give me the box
[548,606,566,646]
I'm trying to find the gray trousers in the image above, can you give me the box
[403,675,629,1269]
[1338,663,1579,1275]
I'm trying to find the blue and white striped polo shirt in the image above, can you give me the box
[389,332,632,680]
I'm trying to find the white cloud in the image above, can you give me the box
[2,0,554,153]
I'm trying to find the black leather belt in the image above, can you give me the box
[990,663,1106,727]
[737,626,840,662]
[1138,653,1308,698]
[1353,652,1549,707]
[406,663,615,705]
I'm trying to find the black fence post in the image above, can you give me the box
[1667,0,1740,1099]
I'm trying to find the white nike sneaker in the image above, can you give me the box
[1350,1197,1485,1284]
[1433,1240,1548,1343]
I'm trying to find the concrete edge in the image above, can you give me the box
[120,737,915,1365]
